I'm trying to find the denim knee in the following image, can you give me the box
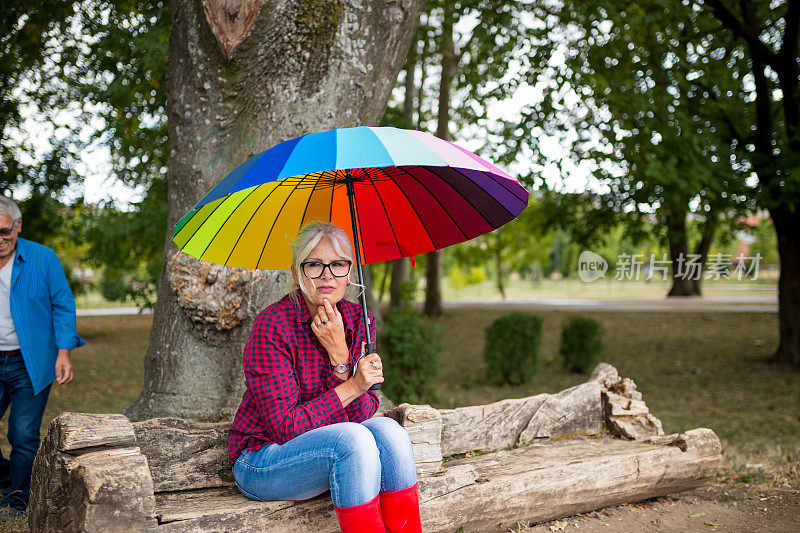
[362,416,417,492]
[330,423,381,506]
[366,417,414,456]
[333,422,380,467]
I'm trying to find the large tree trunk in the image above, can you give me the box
[690,213,715,295]
[494,231,505,299]
[126,0,424,421]
[665,209,700,297]
[424,2,455,318]
[771,204,800,366]
[389,258,409,310]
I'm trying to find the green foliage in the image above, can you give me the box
[507,0,788,289]
[380,310,441,404]
[2,1,170,303]
[560,316,603,373]
[16,195,88,295]
[446,265,487,289]
[483,312,542,385]
[81,178,167,306]
[1,2,79,194]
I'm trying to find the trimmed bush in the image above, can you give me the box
[483,312,543,385]
[380,310,440,404]
[560,316,603,373]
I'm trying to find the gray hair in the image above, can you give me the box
[0,196,21,222]
[288,221,364,302]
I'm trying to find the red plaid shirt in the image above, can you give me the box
[227,290,378,464]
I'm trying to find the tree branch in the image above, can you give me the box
[691,79,747,143]
[780,0,800,64]
[702,0,778,67]
[777,0,800,148]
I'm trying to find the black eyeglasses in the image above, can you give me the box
[0,220,18,238]
[300,260,352,279]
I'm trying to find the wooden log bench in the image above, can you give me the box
[28,364,722,532]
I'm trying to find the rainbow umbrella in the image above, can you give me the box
[172,126,529,386]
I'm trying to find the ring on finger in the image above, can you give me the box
[316,321,324,326]
[370,361,380,369]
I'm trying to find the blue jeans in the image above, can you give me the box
[0,354,51,510]
[233,417,416,508]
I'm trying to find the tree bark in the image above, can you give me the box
[690,211,715,295]
[665,209,700,297]
[389,257,409,310]
[424,251,443,316]
[494,232,505,299]
[771,204,800,366]
[126,0,424,421]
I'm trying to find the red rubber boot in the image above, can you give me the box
[334,494,385,533]
[379,484,422,533]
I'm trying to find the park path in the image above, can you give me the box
[78,295,777,316]
[440,295,777,313]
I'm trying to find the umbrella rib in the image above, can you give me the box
[367,171,402,258]
[297,172,323,228]
[223,184,282,267]
[486,170,529,205]
[431,167,503,229]
[255,178,305,269]
[473,170,522,218]
[174,205,214,251]
[196,186,261,260]
[390,166,443,250]
[178,191,247,254]
[328,171,337,222]
[398,166,469,243]
[350,177,368,264]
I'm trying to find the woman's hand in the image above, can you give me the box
[350,342,384,394]
[310,298,348,363]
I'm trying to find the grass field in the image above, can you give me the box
[0,307,796,530]
[427,308,798,489]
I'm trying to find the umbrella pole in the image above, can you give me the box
[345,169,380,391]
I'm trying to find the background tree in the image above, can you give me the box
[702,0,800,366]
[519,0,755,297]
[520,0,799,364]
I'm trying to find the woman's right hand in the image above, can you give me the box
[350,342,383,394]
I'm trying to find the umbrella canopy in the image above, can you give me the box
[172,126,529,269]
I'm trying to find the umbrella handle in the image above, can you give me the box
[364,342,381,391]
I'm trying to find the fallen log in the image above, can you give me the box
[29,363,721,532]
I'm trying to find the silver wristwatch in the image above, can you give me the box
[332,362,351,374]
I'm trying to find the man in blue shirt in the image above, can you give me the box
[0,196,85,516]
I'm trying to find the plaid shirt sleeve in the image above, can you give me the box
[343,310,379,422]
[243,312,348,445]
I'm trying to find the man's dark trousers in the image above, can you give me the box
[0,353,50,510]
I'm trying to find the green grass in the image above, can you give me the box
[0,315,151,459]
[0,315,151,531]
[428,308,799,488]
[74,289,138,309]
[0,309,796,531]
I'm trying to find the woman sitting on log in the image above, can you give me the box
[227,221,422,533]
